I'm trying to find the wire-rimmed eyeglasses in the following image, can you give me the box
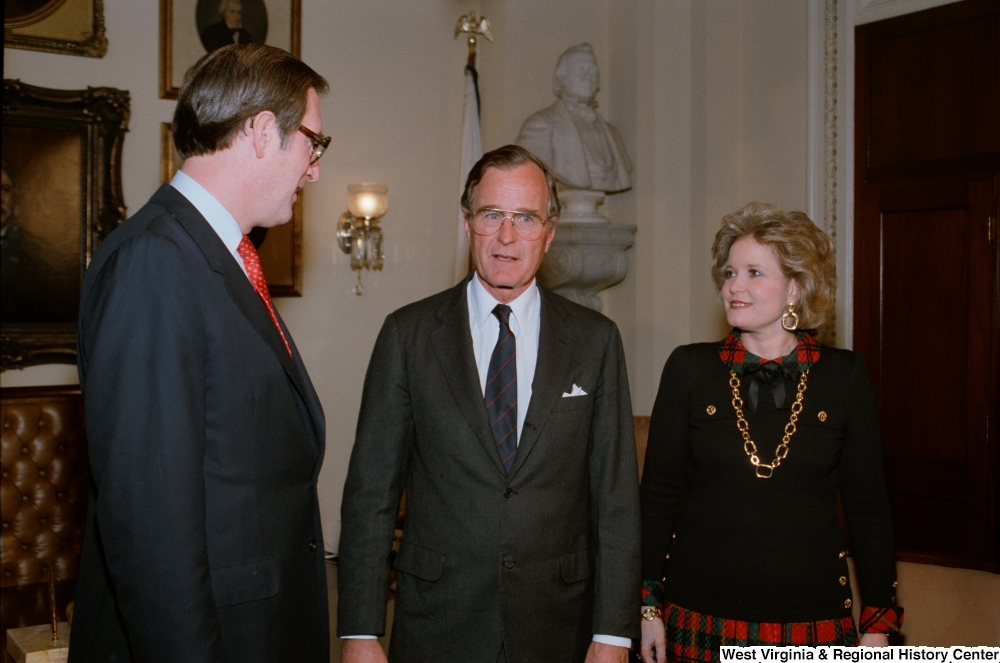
[467,207,551,241]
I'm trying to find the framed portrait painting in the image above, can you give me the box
[3,0,107,58]
[2,80,129,370]
[160,123,303,297]
[160,0,301,99]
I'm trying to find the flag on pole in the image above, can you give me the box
[454,64,482,283]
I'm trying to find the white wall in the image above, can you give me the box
[477,0,609,153]
[601,0,811,415]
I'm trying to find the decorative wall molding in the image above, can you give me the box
[808,0,841,342]
[855,0,960,25]
[826,0,959,347]
[823,0,839,251]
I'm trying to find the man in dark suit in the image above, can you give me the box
[1,161,78,323]
[199,0,255,52]
[69,45,331,663]
[338,145,641,663]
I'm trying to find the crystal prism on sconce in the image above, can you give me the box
[337,183,388,295]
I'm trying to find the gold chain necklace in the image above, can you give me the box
[729,369,809,479]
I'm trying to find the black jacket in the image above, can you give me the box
[641,341,898,623]
[69,185,328,663]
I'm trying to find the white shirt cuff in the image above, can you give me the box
[340,635,378,639]
[593,634,632,648]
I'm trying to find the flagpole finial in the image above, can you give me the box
[455,12,493,68]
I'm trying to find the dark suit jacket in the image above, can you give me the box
[199,21,254,52]
[69,185,328,663]
[338,276,641,663]
[1,220,78,323]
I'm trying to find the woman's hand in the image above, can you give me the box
[640,616,667,663]
[859,633,889,647]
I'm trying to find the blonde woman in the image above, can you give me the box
[639,204,902,662]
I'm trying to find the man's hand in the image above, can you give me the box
[640,617,667,663]
[585,641,629,663]
[341,638,388,663]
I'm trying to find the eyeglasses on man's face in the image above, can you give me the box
[297,125,331,164]
[467,207,551,241]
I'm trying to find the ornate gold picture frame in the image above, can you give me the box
[160,0,301,100]
[2,80,129,370]
[3,0,107,58]
[159,122,303,297]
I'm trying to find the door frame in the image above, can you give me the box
[806,0,962,348]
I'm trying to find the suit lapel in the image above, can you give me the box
[509,288,578,479]
[149,186,313,412]
[274,307,326,455]
[430,277,508,477]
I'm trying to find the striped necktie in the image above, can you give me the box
[485,304,518,472]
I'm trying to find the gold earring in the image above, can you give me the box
[781,303,799,331]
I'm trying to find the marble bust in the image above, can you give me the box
[516,43,632,194]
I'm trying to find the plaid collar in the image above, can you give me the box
[719,329,820,375]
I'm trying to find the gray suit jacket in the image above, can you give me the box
[338,276,641,663]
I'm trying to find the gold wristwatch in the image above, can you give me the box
[641,606,662,621]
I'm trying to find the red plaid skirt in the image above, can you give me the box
[662,601,859,662]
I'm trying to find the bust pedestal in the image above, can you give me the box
[557,189,608,223]
[539,215,636,312]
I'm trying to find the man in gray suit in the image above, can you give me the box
[338,145,641,663]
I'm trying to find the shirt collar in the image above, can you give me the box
[469,272,539,335]
[169,170,243,255]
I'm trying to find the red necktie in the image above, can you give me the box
[237,235,293,358]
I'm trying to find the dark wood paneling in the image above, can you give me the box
[855,0,1000,569]
[866,0,999,169]
[884,458,967,502]
[889,493,966,556]
[880,208,969,464]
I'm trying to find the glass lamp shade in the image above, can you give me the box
[347,183,389,219]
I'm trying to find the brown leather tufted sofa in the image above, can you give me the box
[1,385,89,656]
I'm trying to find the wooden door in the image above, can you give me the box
[854,0,1000,570]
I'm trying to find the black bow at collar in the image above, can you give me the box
[741,361,798,411]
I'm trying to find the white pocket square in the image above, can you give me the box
[562,384,587,397]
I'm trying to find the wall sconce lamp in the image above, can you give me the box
[337,183,388,296]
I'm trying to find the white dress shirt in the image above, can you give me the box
[343,274,630,650]
[169,170,247,277]
[467,272,539,441]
